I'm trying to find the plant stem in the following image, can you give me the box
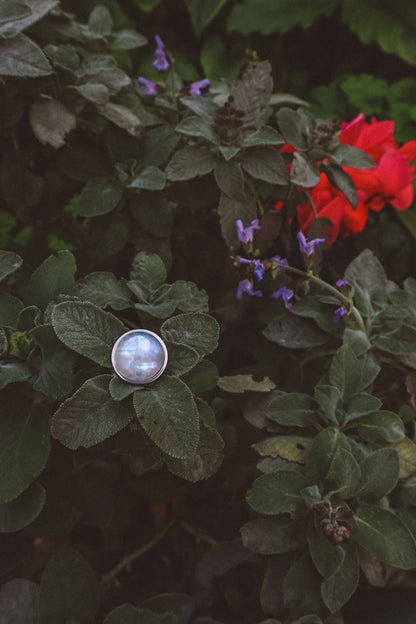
[304,189,319,219]
[101,518,174,590]
[180,520,219,546]
[276,262,367,335]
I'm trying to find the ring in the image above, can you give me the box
[111,329,168,385]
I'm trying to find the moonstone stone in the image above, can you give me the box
[111,330,168,384]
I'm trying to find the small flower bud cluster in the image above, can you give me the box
[214,96,245,144]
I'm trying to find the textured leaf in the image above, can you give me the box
[165,341,200,376]
[308,524,345,579]
[166,146,216,181]
[267,392,317,427]
[276,107,310,151]
[73,83,110,103]
[133,375,200,458]
[51,375,132,449]
[358,411,405,443]
[0,293,23,327]
[0,250,22,282]
[241,516,305,554]
[247,471,306,514]
[241,147,288,184]
[214,160,244,197]
[253,435,312,464]
[321,545,359,613]
[290,153,320,187]
[353,505,416,569]
[0,0,57,38]
[109,374,141,401]
[29,98,76,149]
[264,313,329,349]
[52,300,126,367]
[0,33,52,76]
[0,482,45,532]
[325,163,358,208]
[96,102,142,136]
[78,177,123,217]
[392,438,416,478]
[329,345,361,402]
[77,272,131,310]
[327,447,361,494]
[38,546,100,624]
[112,30,147,49]
[242,125,284,147]
[0,579,39,624]
[130,252,167,293]
[345,249,388,300]
[161,313,219,357]
[358,448,399,499]
[0,361,31,389]
[306,428,350,483]
[129,166,166,191]
[230,60,273,126]
[30,324,76,399]
[104,604,167,624]
[0,404,50,503]
[217,374,275,393]
[217,192,257,247]
[330,144,375,169]
[20,250,76,310]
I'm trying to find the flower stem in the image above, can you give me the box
[276,262,367,335]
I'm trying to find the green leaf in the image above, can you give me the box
[306,428,350,483]
[166,147,216,181]
[218,374,275,393]
[88,5,113,34]
[109,374,141,401]
[242,126,284,147]
[329,345,361,402]
[51,375,132,450]
[267,392,317,427]
[353,505,416,569]
[290,153,320,187]
[78,177,122,217]
[242,516,305,555]
[217,192,257,247]
[185,0,228,35]
[343,328,371,356]
[214,160,244,198]
[186,359,219,393]
[104,604,167,624]
[330,144,375,169]
[0,404,50,503]
[0,482,45,533]
[0,33,52,76]
[283,554,322,615]
[52,300,126,367]
[112,30,147,50]
[165,341,200,376]
[0,578,39,624]
[180,96,218,121]
[321,544,359,613]
[143,125,181,167]
[345,249,388,301]
[130,193,173,238]
[264,312,329,349]
[392,438,416,478]
[77,272,131,310]
[344,393,382,424]
[253,435,312,464]
[161,313,219,357]
[130,252,167,294]
[0,293,23,328]
[169,280,209,313]
[357,411,405,443]
[73,83,110,104]
[20,250,77,310]
[314,385,343,426]
[30,324,76,399]
[231,60,273,127]
[0,361,31,389]
[276,107,310,150]
[324,164,358,208]
[343,1,416,68]
[227,0,338,34]
[176,115,217,143]
[129,166,166,191]
[308,524,345,579]
[133,375,200,459]
[246,471,306,514]
[0,250,22,282]
[241,147,288,184]
[38,545,100,624]
[327,447,361,495]
[358,448,399,499]
[373,329,416,355]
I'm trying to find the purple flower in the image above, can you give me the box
[333,305,348,324]
[253,261,264,282]
[271,286,294,309]
[236,219,261,244]
[297,231,326,256]
[189,78,210,96]
[336,279,347,289]
[270,255,289,274]
[153,35,169,72]
[236,279,262,301]
[137,77,158,96]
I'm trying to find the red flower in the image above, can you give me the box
[277,114,416,243]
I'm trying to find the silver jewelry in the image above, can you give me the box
[111,329,168,385]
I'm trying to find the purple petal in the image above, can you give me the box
[137,77,158,96]
[254,261,265,282]
[271,286,294,309]
[153,34,169,72]
[333,306,348,323]
[236,279,262,301]
[189,78,210,97]
[297,231,326,256]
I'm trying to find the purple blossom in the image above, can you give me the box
[235,257,264,281]
[137,77,158,96]
[336,279,347,289]
[271,286,294,309]
[153,35,169,72]
[236,279,262,301]
[297,231,326,256]
[270,255,289,274]
[333,305,348,324]
[189,78,210,97]
[236,219,261,244]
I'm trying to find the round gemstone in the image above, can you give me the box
[111,330,168,385]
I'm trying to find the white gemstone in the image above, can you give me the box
[111,330,168,384]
